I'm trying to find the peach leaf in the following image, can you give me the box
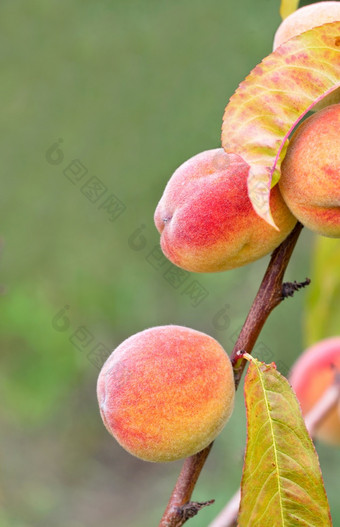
[238,355,332,526]
[222,21,340,228]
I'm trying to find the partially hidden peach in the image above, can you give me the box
[279,104,340,238]
[154,149,297,273]
[273,2,340,111]
[290,337,340,445]
[97,325,235,462]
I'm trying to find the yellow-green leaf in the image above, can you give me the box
[305,237,340,346]
[238,356,332,527]
[280,0,299,20]
[222,22,340,228]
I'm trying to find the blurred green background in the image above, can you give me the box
[1,1,339,526]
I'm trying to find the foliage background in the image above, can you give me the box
[0,1,339,525]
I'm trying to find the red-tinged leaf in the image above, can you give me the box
[222,22,340,228]
[280,0,299,20]
[238,356,332,527]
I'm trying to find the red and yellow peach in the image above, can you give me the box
[97,325,235,462]
[279,104,340,238]
[154,149,296,272]
[290,336,340,445]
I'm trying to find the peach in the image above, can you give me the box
[279,104,340,238]
[273,2,340,111]
[154,149,297,273]
[290,337,340,445]
[97,325,235,462]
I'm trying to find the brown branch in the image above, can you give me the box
[231,222,304,388]
[159,444,214,527]
[158,222,305,527]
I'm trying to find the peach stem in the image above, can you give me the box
[159,222,305,527]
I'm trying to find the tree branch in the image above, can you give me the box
[231,222,304,387]
[158,222,305,527]
[159,444,214,527]
[208,489,240,527]
[305,377,340,436]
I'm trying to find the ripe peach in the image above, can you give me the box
[273,2,340,111]
[290,337,340,445]
[279,104,340,238]
[154,149,297,273]
[97,325,235,462]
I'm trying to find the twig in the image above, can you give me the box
[231,222,304,388]
[159,444,213,527]
[207,375,340,527]
[159,222,305,527]
[208,489,240,527]
[305,379,340,436]
[281,278,311,299]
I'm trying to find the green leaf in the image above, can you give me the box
[280,0,299,20]
[238,356,332,527]
[222,22,340,228]
[305,237,340,347]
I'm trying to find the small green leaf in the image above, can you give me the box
[280,0,300,20]
[238,356,332,526]
[305,237,340,347]
[222,22,340,228]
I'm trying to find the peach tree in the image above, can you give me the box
[97,2,340,526]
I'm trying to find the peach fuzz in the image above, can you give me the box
[154,149,297,273]
[97,325,235,462]
[290,337,340,445]
[273,2,340,111]
[279,104,340,238]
